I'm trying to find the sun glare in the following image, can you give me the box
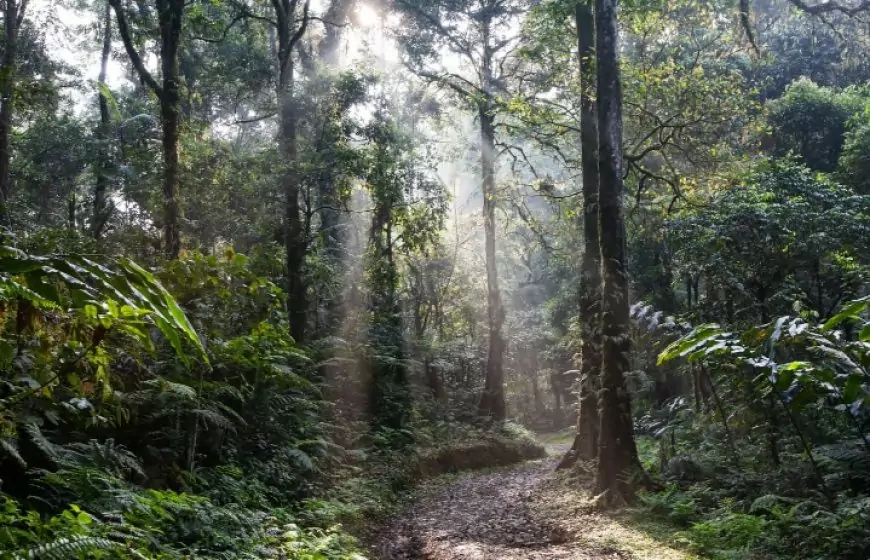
[356,3,380,29]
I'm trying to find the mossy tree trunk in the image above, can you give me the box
[476,19,506,421]
[594,0,643,505]
[574,0,602,463]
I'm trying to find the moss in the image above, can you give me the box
[412,434,546,477]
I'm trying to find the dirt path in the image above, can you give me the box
[373,444,695,560]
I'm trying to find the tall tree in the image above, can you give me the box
[92,3,114,239]
[234,0,312,340]
[274,0,310,343]
[315,0,356,332]
[318,0,354,66]
[478,51,506,421]
[395,0,529,421]
[0,0,26,221]
[364,105,411,436]
[594,0,642,504]
[566,0,601,464]
[109,0,185,258]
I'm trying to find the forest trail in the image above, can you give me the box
[373,440,694,560]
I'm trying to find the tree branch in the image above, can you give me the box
[108,0,162,96]
[414,68,478,99]
[787,0,870,15]
[191,11,248,43]
[235,111,277,124]
[289,0,310,50]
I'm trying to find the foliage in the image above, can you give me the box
[669,159,870,324]
[641,289,870,558]
[838,115,870,195]
[4,0,870,556]
[764,78,866,172]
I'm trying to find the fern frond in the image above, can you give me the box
[285,448,315,471]
[211,401,248,426]
[61,439,146,479]
[145,378,198,399]
[26,535,119,559]
[189,409,238,432]
[1,437,27,468]
[21,422,59,462]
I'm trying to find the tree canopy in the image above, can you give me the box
[2,0,870,557]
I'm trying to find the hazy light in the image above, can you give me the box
[355,3,380,29]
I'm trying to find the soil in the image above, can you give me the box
[372,442,694,560]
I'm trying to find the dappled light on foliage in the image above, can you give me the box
[2,0,870,558]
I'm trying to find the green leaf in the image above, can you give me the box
[97,81,122,123]
[657,324,725,365]
[824,296,870,331]
[843,373,863,403]
[0,246,206,367]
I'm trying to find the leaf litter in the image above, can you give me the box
[373,444,694,559]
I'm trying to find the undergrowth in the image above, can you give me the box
[0,247,542,559]
[636,430,870,559]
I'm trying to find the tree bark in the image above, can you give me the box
[477,102,507,421]
[570,0,602,464]
[158,0,183,259]
[110,0,184,258]
[476,16,506,421]
[0,0,22,221]
[275,0,310,343]
[594,0,642,505]
[92,3,114,239]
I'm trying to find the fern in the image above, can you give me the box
[140,379,198,400]
[25,535,120,559]
[189,409,238,433]
[286,448,316,471]
[20,422,60,462]
[1,437,27,468]
[60,439,146,480]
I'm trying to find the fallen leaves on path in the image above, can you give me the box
[373,444,693,559]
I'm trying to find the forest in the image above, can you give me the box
[1,0,870,557]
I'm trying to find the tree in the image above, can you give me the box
[273,0,311,343]
[573,0,601,462]
[92,3,114,239]
[0,0,27,220]
[314,0,358,332]
[109,0,185,258]
[395,0,530,421]
[764,78,862,172]
[319,0,355,66]
[594,0,642,504]
[838,118,870,195]
[227,0,311,341]
[671,160,870,324]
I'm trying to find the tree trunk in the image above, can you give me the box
[476,16,506,421]
[280,55,306,344]
[594,0,642,505]
[92,4,113,239]
[425,359,446,403]
[158,0,184,259]
[477,102,507,421]
[318,0,355,66]
[0,0,21,221]
[109,0,183,256]
[569,0,602,465]
[276,0,310,344]
[316,0,354,332]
